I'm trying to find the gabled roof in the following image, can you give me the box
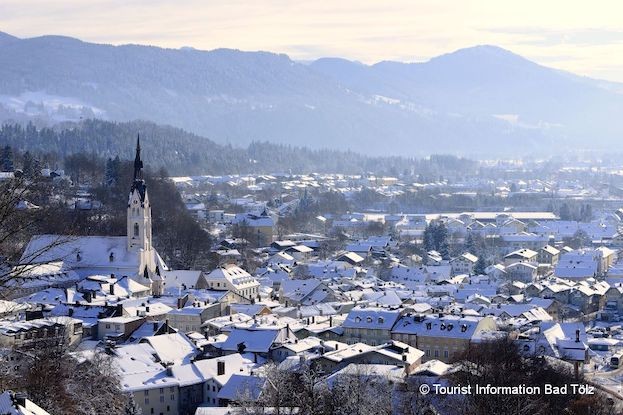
[220,328,281,353]
[342,307,401,330]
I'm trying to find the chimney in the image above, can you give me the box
[217,360,225,376]
[575,329,580,343]
[12,392,27,408]
[329,316,333,327]
[145,306,150,313]
[109,283,114,295]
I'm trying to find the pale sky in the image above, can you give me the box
[2,0,623,81]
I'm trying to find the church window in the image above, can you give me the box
[134,223,139,237]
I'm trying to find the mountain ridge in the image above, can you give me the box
[0,31,621,156]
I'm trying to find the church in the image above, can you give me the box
[16,136,167,296]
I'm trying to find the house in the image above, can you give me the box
[538,245,561,266]
[312,340,423,375]
[97,316,145,341]
[0,316,83,348]
[161,270,208,292]
[504,249,538,266]
[219,326,297,359]
[603,285,623,316]
[167,302,222,333]
[505,262,538,283]
[205,265,260,300]
[450,253,478,276]
[554,250,599,280]
[279,279,340,306]
[336,252,365,266]
[342,307,402,346]
[233,210,274,247]
[391,314,497,363]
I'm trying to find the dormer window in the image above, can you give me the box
[366,317,372,323]
[378,317,384,324]
[109,252,115,262]
[76,252,82,262]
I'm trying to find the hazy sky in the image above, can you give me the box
[2,0,623,81]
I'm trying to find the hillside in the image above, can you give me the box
[0,119,479,177]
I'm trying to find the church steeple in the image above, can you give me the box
[130,134,146,202]
[127,134,152,253]
[133,134,144,182]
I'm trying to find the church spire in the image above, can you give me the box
[133,134,144,182]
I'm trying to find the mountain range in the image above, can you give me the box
[1,31,622,157]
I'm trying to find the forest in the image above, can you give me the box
[0,119,478,177]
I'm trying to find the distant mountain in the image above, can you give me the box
[0,32,622,156]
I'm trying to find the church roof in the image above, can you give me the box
[19,235,168,275]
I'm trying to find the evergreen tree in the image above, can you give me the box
[423,224,435,251]
[1,145,14,172]
[559,203,571,221]
[104,158,114,186]
[22,151,40,178]
[474,255,487,275]
[465,233,475,254]
[124,394,142,415]
[439,239,450,259]
[434,223,449,251]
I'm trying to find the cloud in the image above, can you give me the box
[484,26,623,47]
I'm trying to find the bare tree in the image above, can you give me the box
[0,176,76,299]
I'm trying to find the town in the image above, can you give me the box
[1,138,623,415]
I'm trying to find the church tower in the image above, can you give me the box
[127,135,153,252]
[127,135,163,295]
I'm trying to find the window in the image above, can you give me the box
[160,396,164,403]
[134,223,139,237]
[170,395,175,401]
[144,398,149,404]
[434,350,439,358]
[444,350,449,358]
[144,391,149,396]
[160,388,164,394]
